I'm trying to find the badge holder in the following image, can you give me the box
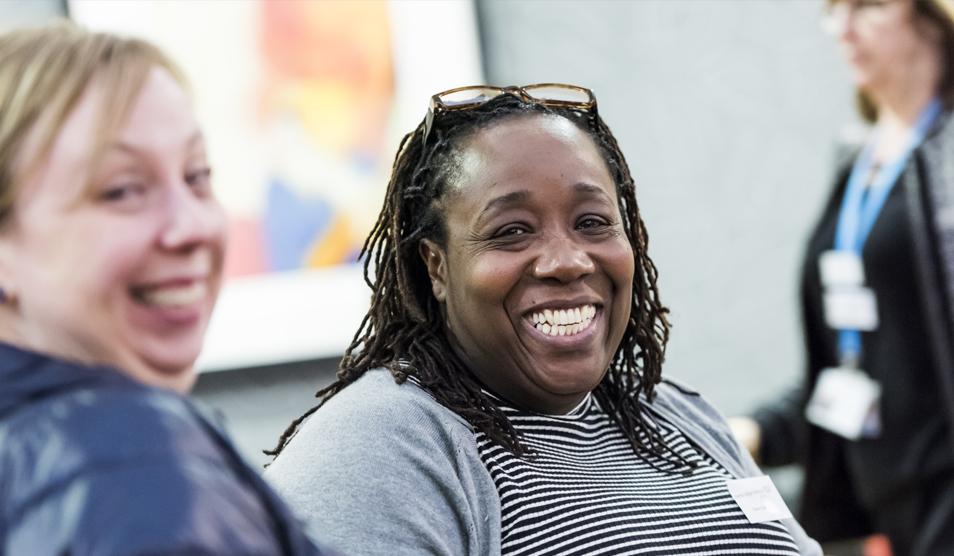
[805,365,881,440]
[810,250,882,440]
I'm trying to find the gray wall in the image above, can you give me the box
[477,0,857,416]
[0,0,65,32]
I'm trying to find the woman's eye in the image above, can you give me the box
[100,183,144,202]
[578,217,607,229]
[185,167,212,192]
[497,226,528,238]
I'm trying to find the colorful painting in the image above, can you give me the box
[69,0,483,369]
[228,1,394,277]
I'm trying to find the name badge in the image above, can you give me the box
[805,367,881,440]
[726,476,793,524]
[819,250,865,287]
[823,287,879,331]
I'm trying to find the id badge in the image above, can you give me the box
[726,476,794,524]
[805,367,881,440]
[819,250,865,287]
[823,287,879,331]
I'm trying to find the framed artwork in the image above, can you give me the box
[70,0,483,370]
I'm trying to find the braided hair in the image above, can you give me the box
[267,92,690,469]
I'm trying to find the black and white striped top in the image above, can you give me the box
[475,394,800,556]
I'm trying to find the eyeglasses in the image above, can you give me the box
[422,83,597,146]
[821,0,893,35]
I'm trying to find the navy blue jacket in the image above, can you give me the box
[0,342,329,555]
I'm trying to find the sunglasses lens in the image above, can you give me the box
[439,87,504,108]
[523,85,592,105]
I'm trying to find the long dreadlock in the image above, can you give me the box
[267,92,694,471]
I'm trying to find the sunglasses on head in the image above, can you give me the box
[422,83,598,146]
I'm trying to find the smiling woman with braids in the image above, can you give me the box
[264,85,821,556]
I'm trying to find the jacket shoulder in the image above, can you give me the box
[0,375,301,555]
[7,379,217,463]
[919,111,954,183]
[1,379,222,510]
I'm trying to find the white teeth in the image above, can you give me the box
[530,304,598,337]
[138,283,205,308]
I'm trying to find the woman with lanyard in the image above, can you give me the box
[730,1,954,554]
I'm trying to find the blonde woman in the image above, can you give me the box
[732,1,954,553]
[0,23,328,555]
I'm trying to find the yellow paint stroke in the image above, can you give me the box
[304,215,354,268]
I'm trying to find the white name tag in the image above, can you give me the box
[819,250,865,287]
[805,367,881,440]
[726,476,793,524]
[823,287,879,331]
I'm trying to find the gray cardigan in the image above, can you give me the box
[264,369,822,556]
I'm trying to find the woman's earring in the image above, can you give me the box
[0,287,7,304]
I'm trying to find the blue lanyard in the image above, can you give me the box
[835,98,942,362]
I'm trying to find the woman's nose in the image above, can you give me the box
[532,235,596,283]
[159,183,227,252]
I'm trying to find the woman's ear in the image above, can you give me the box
[419,239,448,302]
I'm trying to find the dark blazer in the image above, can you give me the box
[754,112,954,542]
[0,342,328,556]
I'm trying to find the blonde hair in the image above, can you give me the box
[852,0,954,122]
[0,20,186,224]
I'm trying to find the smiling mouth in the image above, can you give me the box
[530,305,596,337]
[132,282,206,308]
